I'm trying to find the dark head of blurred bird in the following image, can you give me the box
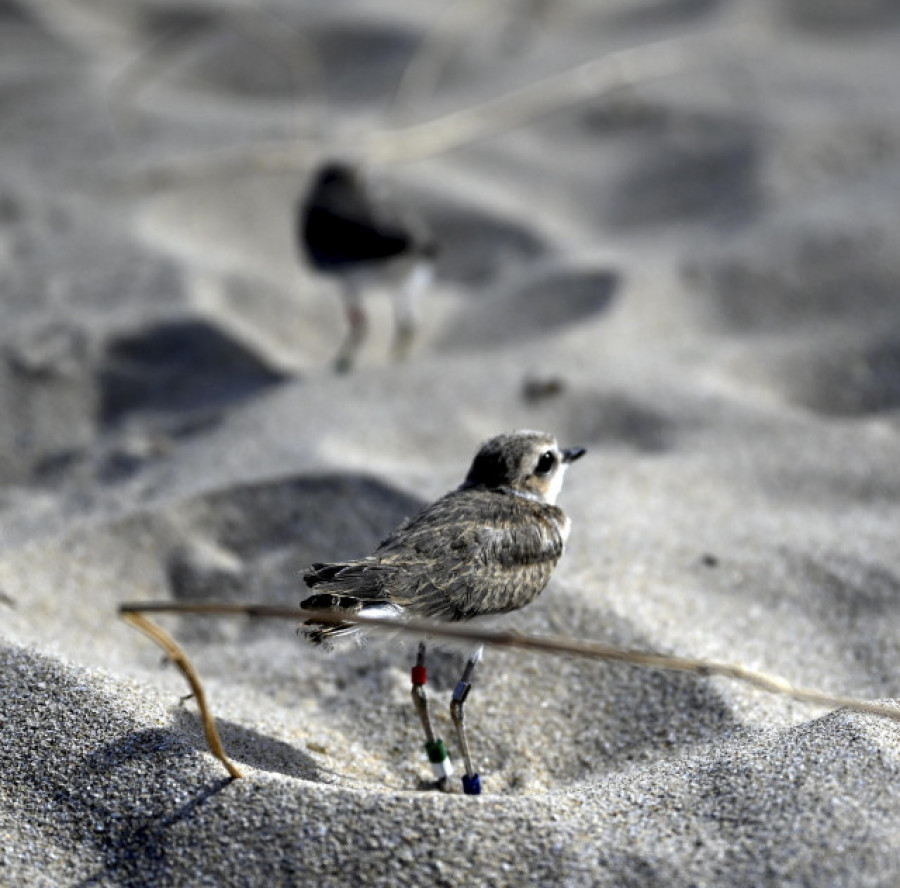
[301,430,585,644]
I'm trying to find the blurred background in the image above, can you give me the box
[3,0,898,503]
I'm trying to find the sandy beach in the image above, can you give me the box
[2,1,900,884]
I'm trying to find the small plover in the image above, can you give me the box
[301,430,585,794]
[298,161,437,372]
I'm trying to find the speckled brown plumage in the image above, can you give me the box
[302,431,585,644]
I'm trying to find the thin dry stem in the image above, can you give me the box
[385,0,502,124]
[112,29,762,190]
[119,601,900,724]
[366,31,744,165]
[120,610,244,779]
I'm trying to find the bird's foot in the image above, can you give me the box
[416,775,453,793]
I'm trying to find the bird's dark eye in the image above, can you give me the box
[535,451,557,476]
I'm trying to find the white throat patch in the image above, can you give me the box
[543,463,568,506]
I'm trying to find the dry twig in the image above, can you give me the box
[120,600,899,779]
[120,609,244,779]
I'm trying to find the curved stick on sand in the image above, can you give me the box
[119,600,899,779]
[120,610,244,780]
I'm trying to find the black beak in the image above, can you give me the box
[561,446,586,464]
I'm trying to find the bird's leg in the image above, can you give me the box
[334,277,367,373]
[410,642,453,789]
[391,258,432,360]
[450,645,484,796]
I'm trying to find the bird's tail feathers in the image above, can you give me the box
[300,591,402,648]
[303,562,346,587]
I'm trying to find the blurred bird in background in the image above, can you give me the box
[298,161,438,372]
